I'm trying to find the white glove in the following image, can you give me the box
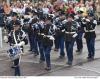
[4,36,8,43]
[72,33,78,38]
[62,20,67,24]
[16,41,25,47]
[82,18,85,20]
[62,29,65,32]
[14,44,19,47]
[82,22,86,24]
[93,20,97,25]
[47,36,55,41]
[53,24,57,30]
[49,36,55,41]
[86,19,90,22]
[74,15,79,20]
[41,34,44,36]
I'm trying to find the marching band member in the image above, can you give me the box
[8,20,28,76]
[25,17,34,52]
[37,4,44,20]
[75,11,84,54]
[54,14,66,58]
[6,12,20,33]
[83,14,97,61]
[53,12,60,52]
[31,17,40,56]
[64,14,78,66]
[41,16,55,70]
[38,18,45,63]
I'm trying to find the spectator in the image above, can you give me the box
[3,2,11,15]
[66,5,75,15]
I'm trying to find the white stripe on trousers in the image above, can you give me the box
[0,27,2,48]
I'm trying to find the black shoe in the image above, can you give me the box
[87,56,94,61]
[34,53,39,56]
[59,55,65,59]
[28,49,32,51]
[76,50,80,52]
[54,48,59,52]
[45,67,51,71]
[11,66,16,69]
[67,61,72,66]
[39,60,45,63]
[77,50,82,54]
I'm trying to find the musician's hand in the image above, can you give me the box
[93,20,97,25]
[41,34,44,36]
[4,36,8,43]
[72,33,78,38]
[48,36,55,41]
[17,41,25,46]
[62,29,65,32]
[86,19,90,22]
[14,44,18,47]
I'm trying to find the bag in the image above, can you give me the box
[7,32,22,60]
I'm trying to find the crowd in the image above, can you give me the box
[0,0,99,76]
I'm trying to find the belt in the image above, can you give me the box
[44,35,54,40]
[85,29,95,32]
[65,31,76,34]
[38,33,51,37]
[38,33,44,35]
[43,35,51,37]
[41,33,45,35]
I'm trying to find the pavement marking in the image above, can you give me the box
[37,58,100,76]
[74,66,100,74]
[0,55,100,76]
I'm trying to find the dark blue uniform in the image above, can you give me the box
[40,19,54,70]
[75,15,84,53]
[54,16,66,58]
[64,19,78,65]
[53,16,60,51]
[37,20,45,62]
[83,17,97,60]
[25,7,32,15]
[0,13,5,27]
[0,5,4,14]
[37,8,44,20]
[6,12,20,33]
[27,21,34,52]
[31,20,40,56]
[8,21,28,76]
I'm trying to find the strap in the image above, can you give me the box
[13,32,18,45]
[65,31,76,34]
[13,31,22,53]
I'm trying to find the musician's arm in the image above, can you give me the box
[18,30,28,46]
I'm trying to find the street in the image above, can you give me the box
[0,25,100,76]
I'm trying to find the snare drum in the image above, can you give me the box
[7,46,22,60]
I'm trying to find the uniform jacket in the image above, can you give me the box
[84,19,97,39]
[64,20,78,41]
[42,22,55,47]
[8,29,28,46]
